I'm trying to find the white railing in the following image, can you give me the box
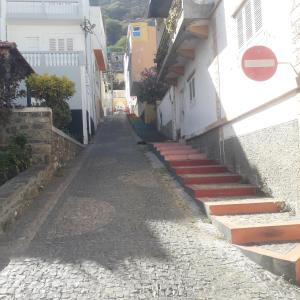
[7,0,81,18]
[22,51,82,67]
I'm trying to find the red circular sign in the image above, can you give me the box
[242,46,278,81]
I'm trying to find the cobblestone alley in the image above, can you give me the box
[0,115,300,299]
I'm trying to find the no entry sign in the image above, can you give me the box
[242,46,278,81]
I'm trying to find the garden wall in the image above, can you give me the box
[0,107,84,232]
[0,107,83,165]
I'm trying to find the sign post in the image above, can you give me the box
[242,46,278,81]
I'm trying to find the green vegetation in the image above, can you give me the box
[136,68,168,104]
[26,74,75,130]
[98,0,149,49]
[0,135,32,186]
[0,52,31,125]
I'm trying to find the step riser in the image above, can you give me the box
[176,167,228,175]
[166,155,206,161]
[160,150,199,155]
[207,202,282,216]
[182,176,241,185]
[170,160,215,167]
[192,188,257,198]
[155,146,191,150]
[232,224,300,245]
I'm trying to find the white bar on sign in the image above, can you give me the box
[244,59,276,68]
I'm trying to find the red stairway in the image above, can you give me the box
[152,142,300,285]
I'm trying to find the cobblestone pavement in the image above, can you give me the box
[0,115,300,299]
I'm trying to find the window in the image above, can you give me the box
[49,38,74,51]
[236,0,263,49]
[188,76,196,102]
[132,26,141,37]
[49,38,57,52]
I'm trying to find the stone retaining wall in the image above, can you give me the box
[0,107,84,232]
[0,107,52,164]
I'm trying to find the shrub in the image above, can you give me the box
[0,51,31,125]
[0,134,32,185]
[136,67,169,104]
[26,74,75,129]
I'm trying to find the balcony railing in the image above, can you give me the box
[156,0,215,75]
[22,51,84,67]
[7,0,82,20]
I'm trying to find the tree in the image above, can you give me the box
[136,68,169,104]
[105,18,123,46]
[0,51,31,125]
[26,74,75,129]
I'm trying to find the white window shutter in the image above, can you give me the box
[237,11,244,48]
[66,38,74,51]
[245,1,253,41]
[58,39,65,51]
[49,38,57,51]
[253,0,263,32]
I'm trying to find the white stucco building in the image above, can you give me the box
[149,0,300,212]
[3,0,108,144]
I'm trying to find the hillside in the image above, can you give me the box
[95,0,149,49]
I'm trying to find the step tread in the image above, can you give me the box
[254,242,300,255]
[175,165,225,169]
[181,173,240,178]
[205,198,283,206]
[188,183,257,189]
[217,212,299,226]
[198,196,268,202]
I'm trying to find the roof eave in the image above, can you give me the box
[147,0,173,18]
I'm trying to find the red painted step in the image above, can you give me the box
[180,173,241,185]
[170,159,216,167]
[166,154,207,161]
[187,184,257,198]
[174,165,227,175]
[160,149,199,156]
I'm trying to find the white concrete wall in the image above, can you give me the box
[0,0,7,41]
[157,88,173,131]
[6,1,108,144]
[158,0,299,140]
[218,0,298,140]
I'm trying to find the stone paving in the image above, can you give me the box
[0,115,300,299]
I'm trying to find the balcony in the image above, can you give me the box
[22,51,84,68]
[149,0,216,80]
[7,0,82,22]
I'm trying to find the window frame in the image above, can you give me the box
[187,74,196,103]
[235,0,263,50]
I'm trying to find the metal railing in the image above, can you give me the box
[22,51,83,67]
[7,0,81,18]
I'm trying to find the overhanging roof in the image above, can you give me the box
[147,0,173,18]
[94,49,106,71]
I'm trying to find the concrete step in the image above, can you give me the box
[160,149,200,156]
[154,143,190,150]
[180,173,241,185]
[169,159,216,167]
[166,153,207,161]
[238,243,300,284]
[187,183,257,198]
[174,165,228,175]
[202,198,284,216]
[212,213,300,245]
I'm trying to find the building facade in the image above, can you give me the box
[3,0,108,144]
[149,0,300,213]
[124,21,157,116]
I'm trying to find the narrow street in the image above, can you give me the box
[0,115,299,299]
